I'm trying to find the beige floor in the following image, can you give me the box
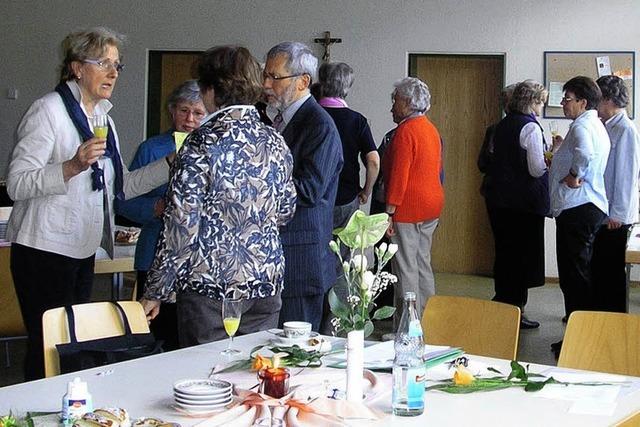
[2,273,639,387]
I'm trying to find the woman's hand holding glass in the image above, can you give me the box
[221,297,242,356]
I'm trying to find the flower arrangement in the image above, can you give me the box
[427,358,622,393]
[216,344,330,374]
[328,210,398,337]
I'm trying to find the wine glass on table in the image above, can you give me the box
[221,297,242,355]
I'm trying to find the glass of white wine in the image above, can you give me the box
[92,114,109,139]
[221,297,242,355]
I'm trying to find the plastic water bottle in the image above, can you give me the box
[392,291,425,416]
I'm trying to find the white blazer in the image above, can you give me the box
[7,80,169,259]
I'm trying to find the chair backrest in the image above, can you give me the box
[615,410,640,427]
[0,246,27,338]
[422,295,521,360]
[558,311,640,376]
[42,301,150,377]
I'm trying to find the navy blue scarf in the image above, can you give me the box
[55,82,124,200]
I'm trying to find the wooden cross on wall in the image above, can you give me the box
[314,31,342,62]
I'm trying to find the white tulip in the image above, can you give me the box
[329,240,340,254]
[378,242,388,254]
[351,254,368,272]
[342,261,350,274]
[387,243,399,256]
[361,270,375,291]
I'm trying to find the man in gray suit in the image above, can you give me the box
[263,42,343,331]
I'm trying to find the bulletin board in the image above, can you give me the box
[543,51,634,119]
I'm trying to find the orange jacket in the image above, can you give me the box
[383,115,444,223]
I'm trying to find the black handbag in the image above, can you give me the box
[56,302,163,374]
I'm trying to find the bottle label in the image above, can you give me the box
[408,320,422,338]
[406,367,426,408]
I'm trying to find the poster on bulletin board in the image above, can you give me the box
[543,51,635,119]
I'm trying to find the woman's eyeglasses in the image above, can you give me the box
[83,59,125,73]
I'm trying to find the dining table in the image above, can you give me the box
[0,330,639,426]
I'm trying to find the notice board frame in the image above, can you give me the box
[543,51,635,119]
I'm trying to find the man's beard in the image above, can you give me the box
[266,81,298,111]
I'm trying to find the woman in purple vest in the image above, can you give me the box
[486,80,549,329]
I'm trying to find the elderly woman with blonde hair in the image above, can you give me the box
[486,79,549,329]
[6,27,172,379]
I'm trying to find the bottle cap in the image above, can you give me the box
[404,291,416,301]
[68,377,88,398]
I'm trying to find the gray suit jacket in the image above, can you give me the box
[279,96,343,297]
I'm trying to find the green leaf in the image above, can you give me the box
[524,377,557,392]
[335,210,389,249]
[372,305,396,320]
[328,288,349,318]
[363,320,374,338]
[507,360,527,381]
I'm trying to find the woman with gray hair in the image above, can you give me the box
[6,27,172,379]
[382,77,444,326]
[486,79,549,329]
[591,75,640,313]
[315,62,379,333]
[115,79,207,350]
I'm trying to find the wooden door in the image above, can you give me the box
[410,54,504,275]
[146,51,202,137]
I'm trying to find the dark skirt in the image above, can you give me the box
[488,206,545,307]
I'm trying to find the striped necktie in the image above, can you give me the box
[272,112,283,132]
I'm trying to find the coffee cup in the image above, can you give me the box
[282,321,312,339]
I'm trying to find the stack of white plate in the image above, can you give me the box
[173,378,233,414]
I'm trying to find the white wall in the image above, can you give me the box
[1,0,639,277]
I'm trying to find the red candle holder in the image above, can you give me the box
[258,367,290,398]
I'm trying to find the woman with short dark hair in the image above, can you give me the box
[487,80,549,329]
[549,75,610,356]
[141,46,297,347]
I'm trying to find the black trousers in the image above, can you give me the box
[591,224,630,313]
[489,207,545,309]
[555,203,607,316]
[10,244,94,380]
[137,270,179,351]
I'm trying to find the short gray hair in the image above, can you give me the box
[167,80,203,111]
[266,41,318,83]
[318,62,354,98]
[508,80,548,115]
[501,84,517,113]
[59,27,125,83]
[393,77,431,113]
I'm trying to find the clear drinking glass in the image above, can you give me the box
[92,114,109,139]
[221,297,242,355]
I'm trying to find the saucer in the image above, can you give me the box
[270,332,320,349]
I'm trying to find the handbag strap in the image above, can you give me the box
[63,302,135,343]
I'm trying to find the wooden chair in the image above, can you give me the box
[0,244,28,367]
[42,301,150,377]
[557,311,640,377]
[422,295,521,360]
[615,411,640,427]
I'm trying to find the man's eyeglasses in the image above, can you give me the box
[561,96,578,103]
[83,59,125,72]
[262,72,304,82]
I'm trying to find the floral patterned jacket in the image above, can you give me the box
[144,106,296,302]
